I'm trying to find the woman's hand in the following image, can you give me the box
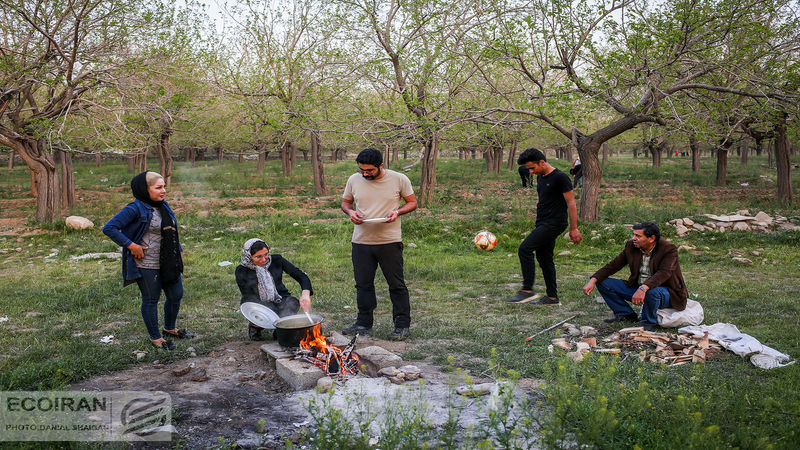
[128,242,148,259]
[300,289,311,312]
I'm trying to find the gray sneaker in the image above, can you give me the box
[388,327,410,341]
[507,290,540,303]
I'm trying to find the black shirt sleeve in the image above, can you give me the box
[235,265,261,305]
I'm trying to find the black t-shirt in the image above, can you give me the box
[535,168,573,226]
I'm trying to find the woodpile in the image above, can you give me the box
[604,327,723,366]
[668,210,798,236]
[549,326,725,366]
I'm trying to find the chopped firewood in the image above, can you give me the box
[603,332,621,342]
[580,337,597,347]
[668,342,685,350]
[579,326,598,336]
[619,326,645,334]
[677,335,694,346]
[656,346,675,358]
[670,361,689,366]
[697,331,711,350]
[553,340,573,351]
[575,342,591,353]
[593,348,621,355]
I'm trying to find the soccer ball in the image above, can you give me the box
[474,230,497,251]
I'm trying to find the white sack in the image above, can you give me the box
[678,323,794,369]
[657,299,704,327]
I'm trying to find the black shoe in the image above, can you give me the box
[603,313,639,323]
[531,297,561,305]
[248,326,264,341]
[507,290,540,304]
[642,323,656,332]
[151,339,176,351]
[388,327,410,341]
[342,324,371,336]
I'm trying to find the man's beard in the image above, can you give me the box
[362,174,377,180]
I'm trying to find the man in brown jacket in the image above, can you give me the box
[582,222,688,331]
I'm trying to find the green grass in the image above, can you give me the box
[1,151,799,448]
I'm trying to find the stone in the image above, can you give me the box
[275,358,326,390]
[237,374,251,382]
[404,371,420,381]
[65,216,94,230]
[691,223,705,231]
[191,368,208,382]
[388,376,405,385]
[407,242,417,248]
[732,222,750,232]
[754,211,773,225]
[260,343,293,368]
[552,340,573,351]
[675,225,690,235]
[580,337,597,347]
[316,376,334,392]
[398,364,420,375]
[456,383,494,396]
[732,257,753,265]
[354,346,403,377]
[674,218,684,226]
[682,218,695,226]
[557,250,571,256]
[377,366,401,377]
[579,326,597,336]
[325,331,351,347]
[567,350,585,362]
[736,209,751,216]
[255,370,268,380]
[575,342,591,353]
[172,366,191,377]
[133,350,147,361]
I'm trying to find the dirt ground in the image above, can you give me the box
[69,340,309,448]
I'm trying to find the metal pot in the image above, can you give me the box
[274,313,323,347]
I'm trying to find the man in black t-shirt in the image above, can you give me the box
[508,148,582,304]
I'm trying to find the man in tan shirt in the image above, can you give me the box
[341,148,417,340]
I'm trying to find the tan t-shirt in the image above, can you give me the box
[343,169,414,245]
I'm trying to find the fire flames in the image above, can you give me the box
[297,323,360,377]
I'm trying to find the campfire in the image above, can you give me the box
[295,324,360,377]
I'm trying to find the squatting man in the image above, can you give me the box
[582,222,688,331]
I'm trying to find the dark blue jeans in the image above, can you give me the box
[352,242,410,328]
[136,268,183,339]
[518,223,566,298]
[596,278,671,326]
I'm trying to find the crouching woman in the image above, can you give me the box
[236,238,313,340]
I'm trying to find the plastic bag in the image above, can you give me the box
[657,299,703,327]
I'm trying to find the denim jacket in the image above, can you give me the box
[102,200,181,285]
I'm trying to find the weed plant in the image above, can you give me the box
[0,152,798,447]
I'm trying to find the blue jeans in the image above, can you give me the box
[596,278,671,326]
[136,268,183,339]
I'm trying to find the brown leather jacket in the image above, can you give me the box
[591,237,688,310]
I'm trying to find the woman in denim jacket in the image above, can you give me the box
[103,171,192,350]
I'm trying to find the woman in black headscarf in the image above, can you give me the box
[103,171,193,350]
[236,238,313,341]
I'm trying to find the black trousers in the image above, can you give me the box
[352,242,410,328]
[518,223,566,298]
[518,165,532,187]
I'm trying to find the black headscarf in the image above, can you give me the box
[130,171,183,283]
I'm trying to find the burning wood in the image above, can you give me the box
[293,324,360,377]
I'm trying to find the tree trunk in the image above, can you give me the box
[7,150,14,170]
[310,130,328,195]
[485,145,503,173]
[301,149,309,161]
[507,139,518,170]
[689,135,700,172]
[576,140,602,222]
[383,142,391,169]
[95,153,101,167]
[218,148,224,163]
[238,153,244,164]
[56,149,75,209]
[651,140,662,167]
[189,147,196,167]
[418,134,439,206]
[740,143,748,165]
[137,150,148,172]
[715,146,729,186]
[768,140,773,167]
[392,146,398,163]
[127,155,136,172]
[2,137,61,222]
[775,114,792,205]
[281,137,294,176]
[602,142,608,166]
[155,128,173,186]
[257,149,266,172]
